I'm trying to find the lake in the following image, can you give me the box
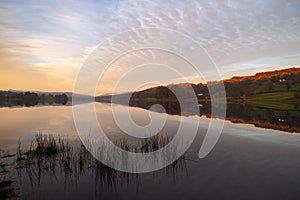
[1,102,300,199]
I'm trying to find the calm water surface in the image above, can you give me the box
[1,103,300,199]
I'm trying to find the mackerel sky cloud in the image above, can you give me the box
[1,0,300,93]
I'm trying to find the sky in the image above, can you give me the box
[1,0,300,95]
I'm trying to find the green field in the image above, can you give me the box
[250,82,300,94]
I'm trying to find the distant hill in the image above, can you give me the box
[96,67,300,110]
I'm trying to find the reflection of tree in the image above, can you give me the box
[204,103,300,133]
[0,92,69,107]
[0,91,39,107]
[23,92,39,106]
[127,99,300,133]
[54,93,68,105]
[129,99,181,115]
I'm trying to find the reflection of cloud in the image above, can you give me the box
[0,0,300,93]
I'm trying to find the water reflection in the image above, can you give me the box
[0,93,69,107]
[125,100,300,133]
[1,101,300,199]
[0,100,72,108]
[1,98,299,134]
[13,133,187,199]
